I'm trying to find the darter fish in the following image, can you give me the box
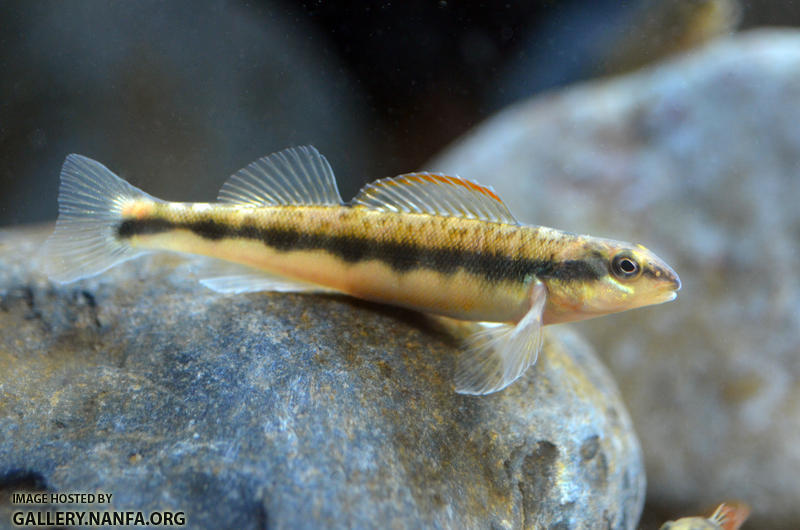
[42,146,680,394]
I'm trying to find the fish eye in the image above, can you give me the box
[611,253,641,280]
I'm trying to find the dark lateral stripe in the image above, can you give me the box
[116,218,605,283]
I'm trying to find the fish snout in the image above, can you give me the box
[647,259,681,293]
[666,266,681,292]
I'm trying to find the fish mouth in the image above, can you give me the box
[661,273,681,302]
[648,259,681,295]
[651,266,681,304]
[660,261,681,292]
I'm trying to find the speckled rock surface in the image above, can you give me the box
[430,30,800,528]
[0,225,643,529]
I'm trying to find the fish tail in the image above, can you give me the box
[41,154,158,283]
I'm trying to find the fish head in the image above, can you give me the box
[543,237,681,323]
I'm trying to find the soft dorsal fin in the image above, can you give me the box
[352,172,518,224]
[217,145,343,207]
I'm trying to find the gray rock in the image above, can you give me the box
[0,225,643,528]
[430,30,800,527]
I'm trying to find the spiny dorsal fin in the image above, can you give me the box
[352,172,519,224]
[217,145,343,207]
[709,503,750,530]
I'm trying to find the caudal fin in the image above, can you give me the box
[41,154,157,283]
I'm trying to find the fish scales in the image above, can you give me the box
[41,146,680,394]
[116,200,584,323]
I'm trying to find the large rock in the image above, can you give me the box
[430,30,800,527]
[0,225,643,528]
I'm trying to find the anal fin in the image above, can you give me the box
[191,259,337,295]
[454,280,547,395]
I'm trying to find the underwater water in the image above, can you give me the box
[2,1,799,528]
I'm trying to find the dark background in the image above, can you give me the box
[0,0,793,225]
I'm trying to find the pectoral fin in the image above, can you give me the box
[454,280,547,395]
